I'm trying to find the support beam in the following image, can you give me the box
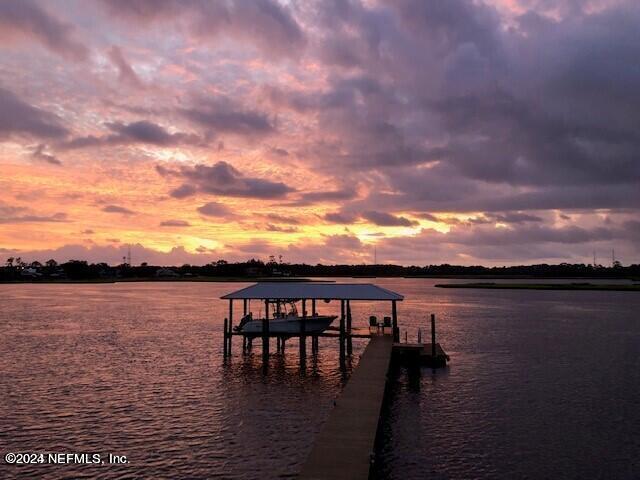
[243,299,247,316]
[223,317,228,357]
[346,300,353,356]
[339,300,345,368]
[392,300,399,342]
[312,299,316,316]
[300,299,307,361]
[263,299,270,362]
[228,299,233,355]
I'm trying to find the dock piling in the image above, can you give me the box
[300,299,307,361]
[346,300,353,356]
[263,300,270,362]
[392,300,399,342]
[223,317,228,357]
[339,300,346,368]
[228,300,233,355]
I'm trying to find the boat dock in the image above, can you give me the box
[219,282,449,479]
[299,334,393,480]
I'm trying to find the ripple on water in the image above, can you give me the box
[2,280,640,479]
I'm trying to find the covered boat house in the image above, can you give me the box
[220,282,404,366]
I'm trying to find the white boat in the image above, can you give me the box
[234,300,336,334]
[238,314,337,334]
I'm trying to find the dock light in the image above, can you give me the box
[323,299,331,303]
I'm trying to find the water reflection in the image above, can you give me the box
[1,279,639,479]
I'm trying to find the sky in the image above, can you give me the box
[0,0,638,266]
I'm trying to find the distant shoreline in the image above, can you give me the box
[2,276,639,285]
[0,276,318,284]
[435,282,640,291]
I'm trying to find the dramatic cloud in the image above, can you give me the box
[63,121,203,149]
[2,0,640,265]
[323,212,358,224]
[293,188,358,206]
[99,0,305,59]
[0,88,68,139]
[180,98,275,137]
[0,0,88,60]
[160,162,295,199]
[361,211,418,227]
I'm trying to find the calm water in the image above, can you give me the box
[1,279,639,479]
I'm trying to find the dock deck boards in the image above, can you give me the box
[298,335,393,480]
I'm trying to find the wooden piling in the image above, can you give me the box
[339,300,346,367]
[228,299,233,355]
[223,317,228,357]
[300,299,307,360]
[346,300,353,356]
[263,300,270,361]
[392,300,399,342]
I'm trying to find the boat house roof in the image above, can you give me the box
[221,282,404,301]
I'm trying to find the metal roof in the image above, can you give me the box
[221,282,404,301]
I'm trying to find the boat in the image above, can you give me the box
[234,300,337,334]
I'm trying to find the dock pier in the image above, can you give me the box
[299,334,393,480]
[219,282,449,479]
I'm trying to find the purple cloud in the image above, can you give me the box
[0,0,89,61]
[161,161,295,199]
[197,201,232,217]
[361,211,418,227]
[62,120,203,149]
[0,88,68,139]
[99,0,305,59]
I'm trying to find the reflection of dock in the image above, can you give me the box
[299,334,393,480]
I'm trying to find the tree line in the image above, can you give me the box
[1,257,638,281]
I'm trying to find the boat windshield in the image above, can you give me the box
[271,300,298,318]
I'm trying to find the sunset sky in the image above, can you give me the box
[1,0,639,266]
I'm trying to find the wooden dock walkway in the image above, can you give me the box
[298,334,394,480]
